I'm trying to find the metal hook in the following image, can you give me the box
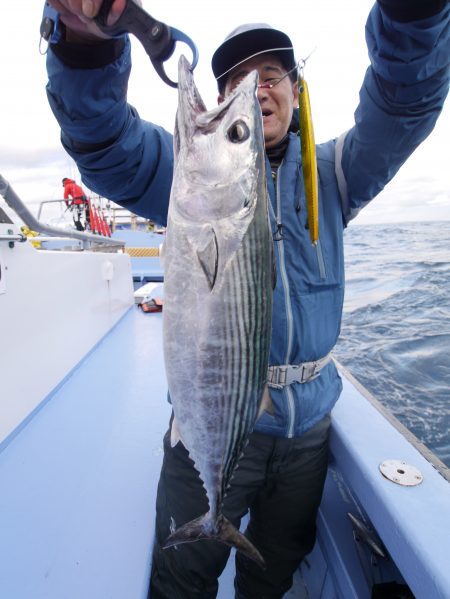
[297,47,317,79]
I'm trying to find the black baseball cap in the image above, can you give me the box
[212,23,296,91]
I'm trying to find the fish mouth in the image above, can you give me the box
[174,55,207,154]
[176,55,259,144]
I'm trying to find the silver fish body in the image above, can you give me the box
[162,56,273,566]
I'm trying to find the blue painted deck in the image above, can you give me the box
[2,302,449,598]
[0,303,308,598]
[0,307,170,598]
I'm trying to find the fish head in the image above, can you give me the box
[172,55,266,227]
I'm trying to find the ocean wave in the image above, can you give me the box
[337,221,450,467]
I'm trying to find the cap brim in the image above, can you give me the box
[212,27,295,83]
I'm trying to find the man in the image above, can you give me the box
[44,1,449,597]
[62,176,90,231]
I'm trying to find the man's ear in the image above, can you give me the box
[218,94,225,105]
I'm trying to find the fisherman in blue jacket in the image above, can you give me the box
[44,1,449,597]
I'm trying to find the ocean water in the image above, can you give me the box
[334,221,450,469]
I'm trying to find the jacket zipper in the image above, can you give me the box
[274,163,296,438]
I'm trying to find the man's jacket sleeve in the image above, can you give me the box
[337,2,449,223]
[46,37,174,225]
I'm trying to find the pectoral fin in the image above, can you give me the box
[196,226,218,290]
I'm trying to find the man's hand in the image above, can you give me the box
[47,0,127,41]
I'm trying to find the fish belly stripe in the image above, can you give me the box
[232,221,270,476]
[221,238,253,489]
[222,254,247,490]
[222,222,270,492]
[221,248,244,494]
[219,201,273,495]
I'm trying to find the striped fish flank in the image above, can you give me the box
[162,56,273,567]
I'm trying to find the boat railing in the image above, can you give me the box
[0,174,125,251]
[334,358,450,483]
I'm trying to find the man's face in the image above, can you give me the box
[219,54,298,149]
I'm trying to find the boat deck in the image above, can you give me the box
[1,306,302,598]
[1,303,450,598]
[0,307,169,598]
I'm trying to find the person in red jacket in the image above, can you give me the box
[62,177,90,231]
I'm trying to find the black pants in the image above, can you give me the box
[149,415,330,599]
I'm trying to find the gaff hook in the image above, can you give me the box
[94,0,198,88]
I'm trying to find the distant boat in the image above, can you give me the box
[1,176,449,599]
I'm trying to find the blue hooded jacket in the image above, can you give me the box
[46,3,449,437]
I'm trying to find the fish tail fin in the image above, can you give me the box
[163,512,265,568]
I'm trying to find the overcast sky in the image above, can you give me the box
[1,0,449,225]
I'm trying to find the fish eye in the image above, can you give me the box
[227,120,250,144]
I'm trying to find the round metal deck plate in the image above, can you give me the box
[379,460,423,486]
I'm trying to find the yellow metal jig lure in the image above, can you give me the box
[298,60,319,245]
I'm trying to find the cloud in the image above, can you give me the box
[0,145,66,171]
[2,0,449,226]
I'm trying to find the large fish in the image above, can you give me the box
[162,55,273,566]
